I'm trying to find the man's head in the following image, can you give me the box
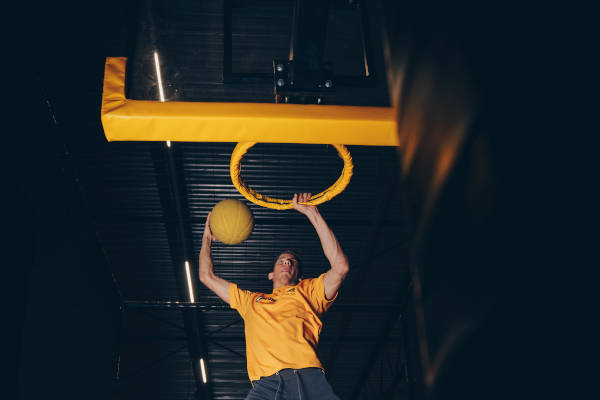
[268,249,303,288]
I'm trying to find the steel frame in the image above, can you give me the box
[123,300,403,312]
[222,0,375,86]
[150,143,212,400]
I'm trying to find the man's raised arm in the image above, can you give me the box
[199,213,231,304]
[293,193,350,300]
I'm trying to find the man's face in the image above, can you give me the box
[269,253,300,285]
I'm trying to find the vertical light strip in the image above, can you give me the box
[200,358,207,383]
[153,51,166,102]
[155,52,168,148]
[184,261,195,303]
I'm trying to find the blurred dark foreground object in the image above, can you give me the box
[377,1,558,399]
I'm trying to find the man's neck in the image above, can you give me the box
[272,280,295,290]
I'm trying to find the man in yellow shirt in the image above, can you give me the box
[199,193,349,399]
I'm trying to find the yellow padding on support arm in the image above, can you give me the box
[230,143,353,210]
[100,57,399,146]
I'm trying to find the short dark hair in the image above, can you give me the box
[272,249,303,279]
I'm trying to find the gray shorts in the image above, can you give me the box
[246,367,340,400]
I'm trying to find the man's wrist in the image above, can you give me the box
[304,207,320,221]
[200,242,212,256]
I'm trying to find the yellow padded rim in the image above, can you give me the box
[230,143,353,210]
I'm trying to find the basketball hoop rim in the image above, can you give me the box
[230,142,354,210]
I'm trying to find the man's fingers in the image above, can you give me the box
[293,192,315,205]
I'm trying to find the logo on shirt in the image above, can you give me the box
[255,296,276,304]
[285,288,296,295]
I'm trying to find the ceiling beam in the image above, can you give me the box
[91,215,406,227]
[122,335,403,343]
[123,300,403,312]
[151,143,212,400]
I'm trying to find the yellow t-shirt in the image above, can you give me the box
[229,273,336,382]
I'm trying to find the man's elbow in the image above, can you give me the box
[199,271,212,286]
[334,259,350,278]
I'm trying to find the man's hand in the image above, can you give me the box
[293,193,317,216]
[203,212,217,243]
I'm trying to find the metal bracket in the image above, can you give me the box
[273,59,334,104]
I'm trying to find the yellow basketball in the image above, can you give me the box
[209,199,254,245]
